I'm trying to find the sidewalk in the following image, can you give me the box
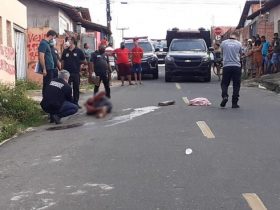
[243,72,280,93]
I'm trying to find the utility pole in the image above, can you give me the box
[106,0,112,41]
[117,27,129,39]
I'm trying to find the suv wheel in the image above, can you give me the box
[165,73,172,82]
[153,67,159,79]
[204,70,211,82]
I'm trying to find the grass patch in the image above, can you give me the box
[0,83,45,143]
[16,80,41,90]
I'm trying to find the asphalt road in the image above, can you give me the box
[0,66,280,210]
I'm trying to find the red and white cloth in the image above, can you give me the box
[189,98,211,106]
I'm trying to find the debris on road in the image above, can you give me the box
[185,148,193,155]
[158,100,175,106]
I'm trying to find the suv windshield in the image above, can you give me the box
[125,42,154,52]
[152,40,167,49]
[170,39,206,51]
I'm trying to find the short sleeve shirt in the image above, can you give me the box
[38,39,54,70]
[61,47,85,74]
[261,41,270,56]
[221,39,242,67]
[131,47,144,64]
[114,48,130,64]
[90,51,110,76]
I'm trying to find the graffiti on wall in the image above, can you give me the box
[0,45,15,75]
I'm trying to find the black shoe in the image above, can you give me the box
[232,104,240,108]
[75,103,82,109]
[53,115,61,124]
[220,97,228,108]
[49,115,55,123]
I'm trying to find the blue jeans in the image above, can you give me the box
[57,101,78,118]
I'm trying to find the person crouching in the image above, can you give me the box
[40,70,79,124]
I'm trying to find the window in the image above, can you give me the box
[0,16,2,44]
[6,20,12,47]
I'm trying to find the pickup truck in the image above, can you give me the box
[165,28,212,82]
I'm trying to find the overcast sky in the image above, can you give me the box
[58,0,248,44]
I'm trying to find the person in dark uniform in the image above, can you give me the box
[89,44,111,98]
[40,70,78,124]
[49,38,61,78]
[61,37,86,108]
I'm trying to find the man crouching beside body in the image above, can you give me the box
[84,91,112,118]
[40,70,78,124]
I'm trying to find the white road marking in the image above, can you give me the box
[243,193,267,210]
[182,97,190,105]
[196,121,215,139]
[106,106,159,127]
[175,83,181,90]
[36,189,55,195]
[70,190,87,195]
[83,183,114,191]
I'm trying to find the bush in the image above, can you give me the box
[16,80,41,90]
[0,84,45,142]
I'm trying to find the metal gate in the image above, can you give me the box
[14,31,27,80]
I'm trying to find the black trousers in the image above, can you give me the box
[221,66,241,104]
[68,73,80,104]
[42,69,54,97]
[94,74,111,98]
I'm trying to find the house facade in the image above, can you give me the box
[19,0,111,83]
[0,0,27,84]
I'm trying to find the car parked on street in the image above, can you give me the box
[165,28,212,82]
[124,38,159,79]
[151,39,167,64]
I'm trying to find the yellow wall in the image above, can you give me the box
[0,0,27,84]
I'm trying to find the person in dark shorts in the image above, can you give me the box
[61,37,86,108]
[114,42,133,86]
[84,91,112,118]
[89,44,111,98]
[131,39,144,84]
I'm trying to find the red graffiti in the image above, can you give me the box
[0,45,15,75]
[0,59,15,75]
[28,32,47,61]
[0,45,15,59]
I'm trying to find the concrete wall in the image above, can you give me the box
[0,0,27,84]
[269,4,280,33]
[20,0,59,32]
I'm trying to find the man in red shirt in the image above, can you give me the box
[114,42,133,86]
[131,39,144,84]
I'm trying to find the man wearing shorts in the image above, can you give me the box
[131,39,144,84]
[114,42,133,86]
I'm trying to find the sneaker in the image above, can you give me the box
[53,115,61,124]
[220,97,228,108]
[232,104,240,108]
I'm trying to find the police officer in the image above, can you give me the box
[49,38,61,78]
[61,37,86,108]
[40,70,78,124]
[90,44,111,98]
